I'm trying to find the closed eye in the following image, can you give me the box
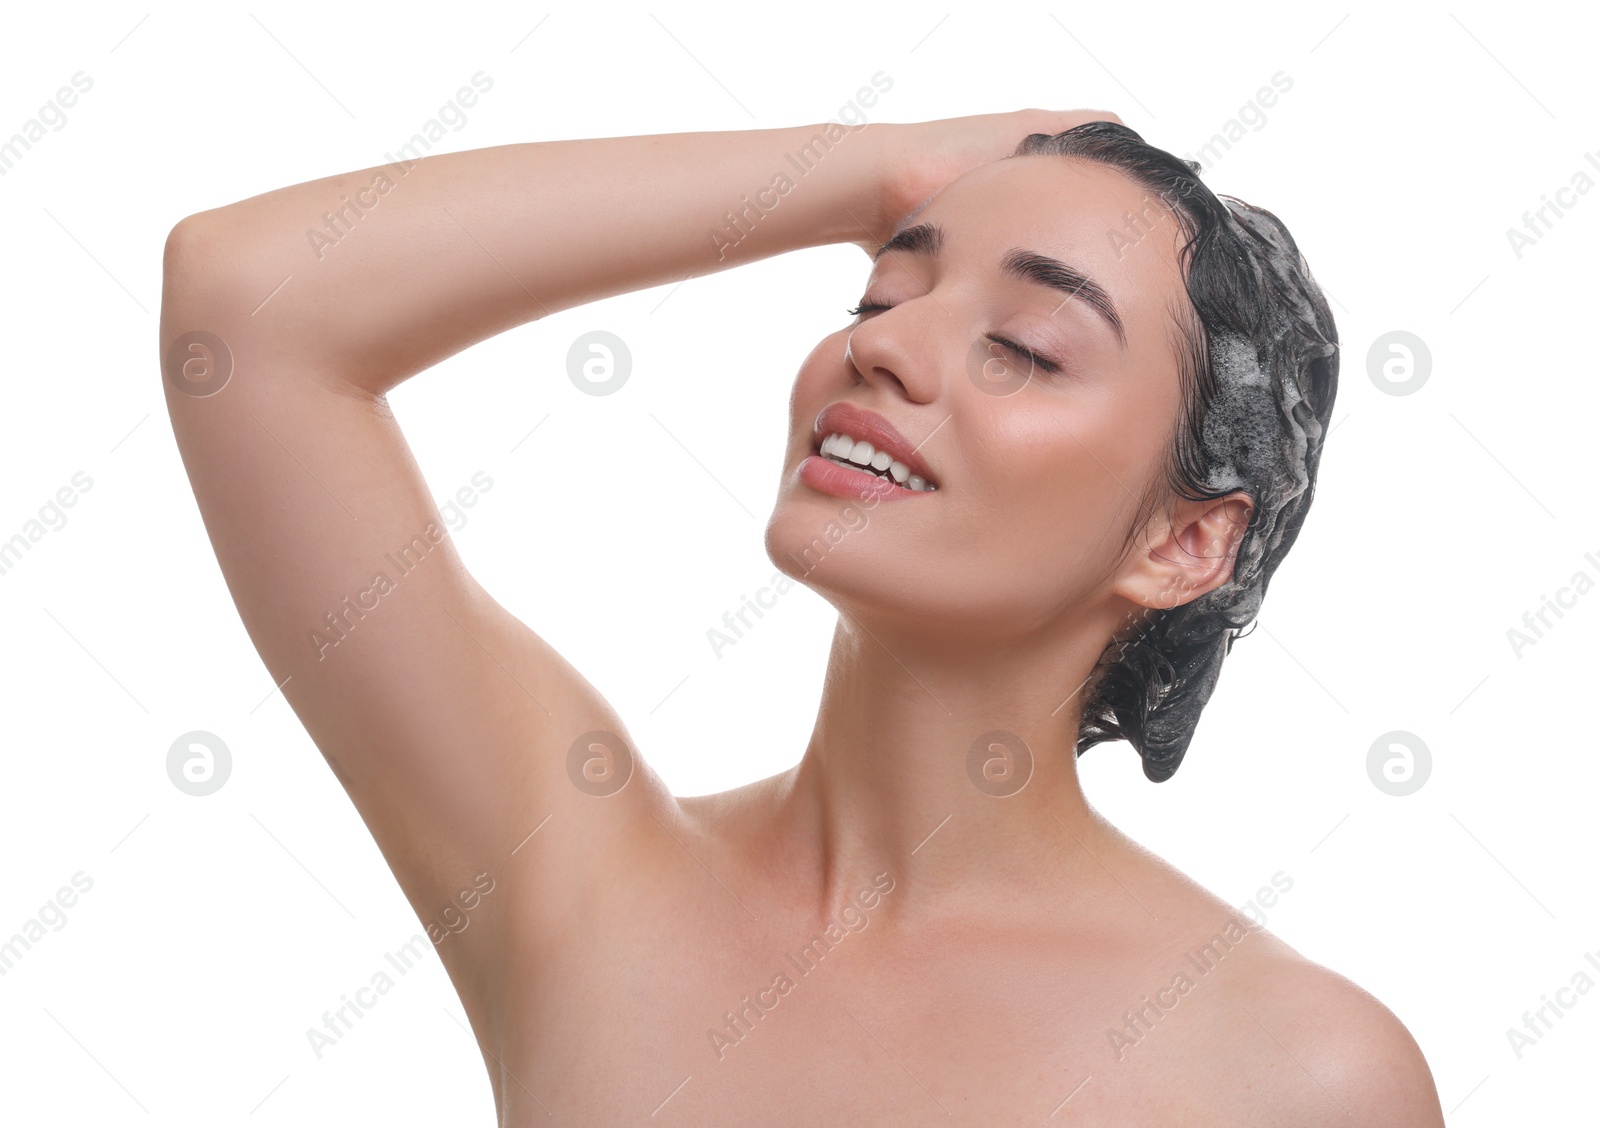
[846,301,1064,375]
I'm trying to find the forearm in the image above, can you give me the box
[174,123,888,395]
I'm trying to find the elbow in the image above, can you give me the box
[162,210,234,296]
[160,212,244,397]
[162,214,200,281]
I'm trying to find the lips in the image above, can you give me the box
[812,403,940,489]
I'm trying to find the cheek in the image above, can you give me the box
[967,393,1164,571]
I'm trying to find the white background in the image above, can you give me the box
[0,1,1594,1123]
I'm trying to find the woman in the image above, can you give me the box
[160,108,1445,1124]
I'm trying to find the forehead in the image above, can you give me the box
[887,155,1192,347]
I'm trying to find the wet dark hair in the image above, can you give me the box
[1011,121,1339,782]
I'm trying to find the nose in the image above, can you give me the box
[843,304,942,404]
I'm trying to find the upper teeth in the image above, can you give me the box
[819,432,935,491]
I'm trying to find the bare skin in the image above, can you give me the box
[159,109,1445,1125]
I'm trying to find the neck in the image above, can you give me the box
[773,606,1127,926]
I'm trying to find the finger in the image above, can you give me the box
[1027,108,1125,137]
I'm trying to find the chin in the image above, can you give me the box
[762,501,992,643]
[764,487,912,615]
[765,489,871,586]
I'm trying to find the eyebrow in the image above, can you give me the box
[872,221,1126,347]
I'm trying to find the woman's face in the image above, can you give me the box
[764,155,1199,641]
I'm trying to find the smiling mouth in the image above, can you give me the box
[818,431,937,491]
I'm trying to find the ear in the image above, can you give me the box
[1111,493,1254,614]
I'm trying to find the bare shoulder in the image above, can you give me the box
[1091,834,1445,1124]
[1227,946,1447,1126]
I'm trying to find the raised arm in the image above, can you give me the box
[158,107,1115,1006]
[158,120,896,975]
[170,121,895,397]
